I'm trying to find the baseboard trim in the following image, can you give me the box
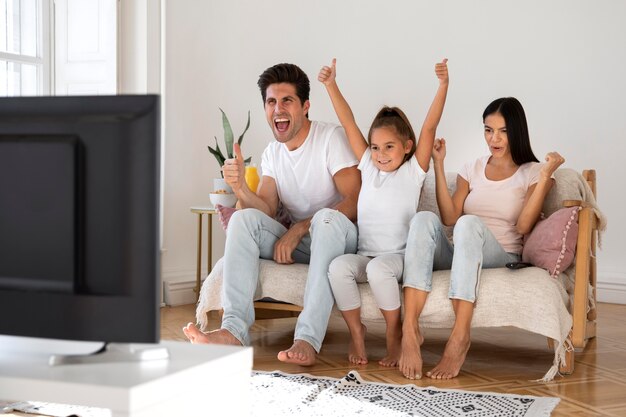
[161,267,203,306]
[162,267,200,283]
[597,270,626,305]
[163,279,200,307]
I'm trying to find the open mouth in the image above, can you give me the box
[377,160,392,165]
[274,118,290,133]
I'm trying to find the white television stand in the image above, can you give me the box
[0,340,253,417]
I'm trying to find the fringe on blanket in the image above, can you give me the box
[537,336,573,383]
[587,282,596,313]
[195,270,222,331]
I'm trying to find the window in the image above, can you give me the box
[0,0,50,96]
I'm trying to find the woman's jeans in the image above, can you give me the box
[403,211,520,302]
[220,208,357,352]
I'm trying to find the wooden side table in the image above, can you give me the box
[190,207,217,302]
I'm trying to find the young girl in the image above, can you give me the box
[318,58,449,366]
[399,97,565,380]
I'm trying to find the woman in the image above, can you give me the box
[398,97,565,380]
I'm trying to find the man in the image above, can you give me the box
[184,63,360,365]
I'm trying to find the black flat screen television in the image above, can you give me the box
[0,95,160,347]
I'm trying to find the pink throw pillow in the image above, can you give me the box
[522,206,581,277]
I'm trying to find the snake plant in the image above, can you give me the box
[208,108,251,176]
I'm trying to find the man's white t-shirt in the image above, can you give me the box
[261,121,358,224]
[357,149,427,256]
[459,155,543,254]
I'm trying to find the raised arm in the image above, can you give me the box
[223,143,279,217]
[318,59,368,161]
[516,152,565,234]
[415,59,449,172]
[432,138,468,226]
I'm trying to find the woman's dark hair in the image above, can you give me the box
[367,106,417,162]
[482,97,539,165]
[257,63,310,106]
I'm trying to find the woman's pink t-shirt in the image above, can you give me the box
[459,156,542,254]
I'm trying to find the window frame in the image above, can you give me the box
[0,0,51,96]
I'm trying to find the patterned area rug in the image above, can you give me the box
[251,370,559,417]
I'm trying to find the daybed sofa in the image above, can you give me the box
[196,168,605,381]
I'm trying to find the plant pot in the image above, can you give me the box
[210,192,237,208]
[213,178,233,194]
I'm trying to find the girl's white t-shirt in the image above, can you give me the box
[356,148,427,256]
[459,155,542,254]
[261,121,358,223]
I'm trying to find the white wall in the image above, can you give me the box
[161,0,626,304]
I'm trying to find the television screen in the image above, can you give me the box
[0,95,160,345]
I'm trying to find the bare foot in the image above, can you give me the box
[348,324,368,365]
[398,325,424,379]
[426,335,470,379]
[277,340,317,366]
[379,322,402,367]
[216,204,237,231]
[182,322,241,345]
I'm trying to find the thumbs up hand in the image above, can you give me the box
[318,58,337,86]
[222,143,246,193]
[435,58,449,85]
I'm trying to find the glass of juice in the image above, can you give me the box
[245,164,260,193]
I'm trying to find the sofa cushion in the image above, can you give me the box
[522,206,581,277]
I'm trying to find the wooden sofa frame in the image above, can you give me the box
[251,169,600,375]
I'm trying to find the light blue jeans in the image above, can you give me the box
[403,211,520,302]
[220,208,357,352]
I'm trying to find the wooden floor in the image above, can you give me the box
[161,302,626,416]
